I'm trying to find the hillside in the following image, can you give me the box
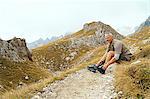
[1,20,149,99]
[32,21,124,72]
[135,16,150,33]
[31,20,150,98]
[0,21,124,98]
[0,58,51,94]
[114,26,150,98]
[0,38,51,94]
[115,17,150,98]
[31,27,150,99]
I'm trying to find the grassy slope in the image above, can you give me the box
[32,27,97,72]
[132,27,150,40]
[0,27,96,95]
[0,22,106,98]
[114,27,150,98]
[1,25,149,98]
[32,21,124,72]
[1,46,105,99]
[0,58,52,94]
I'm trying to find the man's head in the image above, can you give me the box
[105,33,113,43]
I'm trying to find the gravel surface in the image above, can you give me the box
[31,64,118,99]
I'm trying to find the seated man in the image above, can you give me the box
[88,33,132,74]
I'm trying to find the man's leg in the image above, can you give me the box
[101,51,115,71]
[97,51,115,74]
[96,52,107,66]
[105,51,114,63]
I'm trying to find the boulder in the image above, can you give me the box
[0,37,33,62]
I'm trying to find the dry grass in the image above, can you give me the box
[124,27,150,47]
[32,29,98,72]
[134,45,150,59]
[1,45,105,99]
[2,24,148,99]
[32,38,94,71]
[1,77,55,99]
[0,21,105,98]
[0,58,51,94]
[132,27,150,40]
[114,27,150,98]
[114,59,150,98]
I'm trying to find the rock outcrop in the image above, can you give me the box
[70,21,124,48]
[0,37,32,62]
[135,16,150,33]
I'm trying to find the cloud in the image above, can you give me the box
[0,0,149,42]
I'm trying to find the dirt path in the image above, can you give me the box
[32,64,118,99]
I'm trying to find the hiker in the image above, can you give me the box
[88,33,132,74]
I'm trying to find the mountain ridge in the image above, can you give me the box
[135,16,150,33]
[32,21,124,72]
[2,20,149,98]
[27,35,64,49]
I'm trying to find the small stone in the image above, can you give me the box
[25,76,29,80]
[19,81,23,85]
[65,57,70,61]
[9,81,13,84]
[17,81,25,88]
[118,91,123,96]
[0,85,3,89]
[31,95,40,99]
[46,62,50,65]
[50,92,57,97]
[37,92,41,95]
[41,60,44,64]
[131,60,141,64]
[3,66,6,69]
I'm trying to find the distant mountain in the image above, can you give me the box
[135,16,150,33]
[27,38,50,49]
[27,36,63,49]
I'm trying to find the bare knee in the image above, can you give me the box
[107,51,114,57]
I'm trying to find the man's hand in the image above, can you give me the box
[102,57,116,70]
[96,61,105,67]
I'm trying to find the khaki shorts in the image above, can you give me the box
[118,53,132,61]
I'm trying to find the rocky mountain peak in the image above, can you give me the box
[0,37,32,62]
[70,21,124,48]
[144,16,150,26]
[135,16,150,33]
[83,21,123,37]
[83,21,104,31]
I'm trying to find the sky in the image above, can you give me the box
[0,0,149,43]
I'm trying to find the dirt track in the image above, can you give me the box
[32,64,118,99]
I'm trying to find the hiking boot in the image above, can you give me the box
[97,67,105,74]
[87,67,96,73]
[87,64,97,73]
[93,64,99,70]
